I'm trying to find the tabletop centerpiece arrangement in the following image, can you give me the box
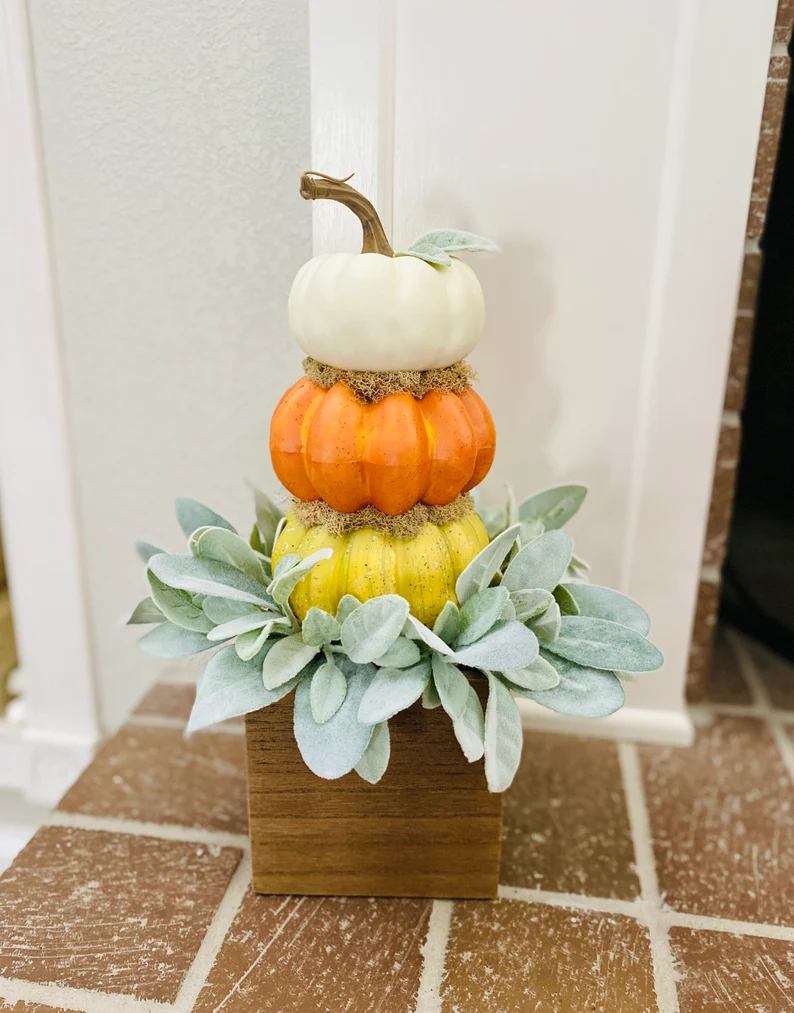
[128,172,663,898]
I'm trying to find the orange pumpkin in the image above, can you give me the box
[270,377,496,515]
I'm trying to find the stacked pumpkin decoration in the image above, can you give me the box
[269,171,499,627]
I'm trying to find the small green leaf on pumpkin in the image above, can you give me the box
[397,229,501,266]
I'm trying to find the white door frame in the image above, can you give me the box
[309,0,778,745]
[0,0,100,802]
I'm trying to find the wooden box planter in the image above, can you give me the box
[244,685,503,899]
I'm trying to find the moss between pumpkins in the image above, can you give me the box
[302,357,476,403]
[290,493,476,538]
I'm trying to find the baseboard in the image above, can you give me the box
[516,699,695,747]
[0,721,98,805]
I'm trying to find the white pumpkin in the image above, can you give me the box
[289,252,484,372]
[292,171,497,372]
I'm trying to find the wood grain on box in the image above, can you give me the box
[245,690,502,899]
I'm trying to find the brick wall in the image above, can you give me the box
[687,11,791,698]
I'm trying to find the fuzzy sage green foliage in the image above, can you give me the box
[128,483,662,792]
[395,229,500,267]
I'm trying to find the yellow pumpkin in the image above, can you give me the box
[272,510,489,627]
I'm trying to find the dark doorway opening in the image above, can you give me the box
[722,31,794,660]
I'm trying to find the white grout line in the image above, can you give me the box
[0,976,173,1013]
[744,237,760,255]
[665,910,794,941]
[172,855,252,1012]
[618,742,680,1013]
[414,899,453,1013]
[726,629,794,786]
[497,884,642,919]
[125,714,244,736]
[46,810,250,851]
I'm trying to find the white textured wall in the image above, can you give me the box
[28,0,311,730]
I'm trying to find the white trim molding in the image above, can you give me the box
[518,700,694,748]
[0,0,100,797]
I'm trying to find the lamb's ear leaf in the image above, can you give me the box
[293,659,376,779]
[202,597,260,624]
[127,597,165,625]
[206,612,268,643]
[310,654,348,724]
[422,679,442,709]
[457,586,510,646]
[510,588,553,622]
[432,655,470,721]
[193,527,267,583]
[137,622,218,658]
[480,507,507,539]
[372,637,421,669]
[562,583,650,636]
[341,595,410,664]
[336,595,362,624]
[517,485,588,530]
[453,684,486,762]
[261,634,320,689]
[409,229,500,256]
[186,646,298,735]
[455,524,521,604]
[354,722,391,784]
[502,654,560,691]
[268,549,333,609]
[451,620,538,672]
[147,571,214,633]
[432,600,461,646]
[553,584,579,616]
[502,531,573,593]
[234,618,291,660]
[301,607,341,647]
[545,616,663,672]
[403,614,455,656]
[484,673,523,792]
[175,498,236,538]
[395,242,451,266]
[357,660,431,725]
[517,652,626,718]
[248,483,284,557]
[528,599,562,642]
[135,541,165,564]
[148,554,277,608]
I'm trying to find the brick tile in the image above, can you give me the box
[778,0,794,28]
[0,827,241,1002]
[133,681,195,719]
[501,733,639,899]
[441,899,656,1012]
[58,726,247,833]
[723,315,754,414]
[0,1002,69,1012]
[640,716,794,924]
[671,927,794,1010]
[737,252,761,312]
[744,634,794,711]
[686,579,720,700]
[194,891,430,1013]
[702,627,752,705]
[701,423,741,567]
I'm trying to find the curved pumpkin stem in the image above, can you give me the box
[299,171,394,257]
